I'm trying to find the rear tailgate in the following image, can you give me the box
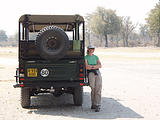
[24,62,79,81]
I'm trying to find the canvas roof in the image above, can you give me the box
[19,14,84,31]
[19,14,84,23]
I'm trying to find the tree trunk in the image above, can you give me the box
[157,32,160,47]
[122,33,126,47]
[125,34,129,47]
[99,35,103,47]
[126,38,128,47]
[88,32,91,45]
[123,39,125,47]
[115,35,119,47]
[104,34,108,47]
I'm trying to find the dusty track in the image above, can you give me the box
[0,47,160,120]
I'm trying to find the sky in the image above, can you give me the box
[0,0,158,35]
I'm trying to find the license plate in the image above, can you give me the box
[27,68,38,77]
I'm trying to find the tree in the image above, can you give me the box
[0,30,8,42]
[120,16,137,47]
[139,24,149,38]
[8,33,18,47]
[87,7,121,47]
[139,24,152,46]
[85,14,92,46]
[146,1,160,47]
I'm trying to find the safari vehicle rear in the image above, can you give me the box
[14,14,87,108]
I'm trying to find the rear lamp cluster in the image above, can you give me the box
[79,64,84,86]
[19,64,24,87]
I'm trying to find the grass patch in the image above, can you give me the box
[0,67,5,69]
[0,47,17,58]
[95,47,160,61]
[96,47,160,53]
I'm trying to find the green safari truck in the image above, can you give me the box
[13,14,88,108]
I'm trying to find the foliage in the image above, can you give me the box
[146,1,160,46]
[7,33,18,47]
[146,2,160,34]
[139,24,152,41]
[87,7,121,47]
[120,16,137,47]
[0,30,8,42]
[0,31,18,47]
[139,24,149,37]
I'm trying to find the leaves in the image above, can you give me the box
[87,7,121,36]
[0,30,8,42]
[146,2,160,34]
[87,7,121,47]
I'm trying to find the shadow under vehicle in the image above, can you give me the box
[13,14,88,108]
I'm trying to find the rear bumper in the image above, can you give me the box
[13,81,88,88]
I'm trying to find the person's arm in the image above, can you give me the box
[85,60,93,70]
[92,59,102,69]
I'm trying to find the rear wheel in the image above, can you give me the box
[73,86,83,106]
[21,88,30,108]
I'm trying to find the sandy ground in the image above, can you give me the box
[0,47,160,120]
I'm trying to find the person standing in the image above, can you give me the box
[85,45,102,112]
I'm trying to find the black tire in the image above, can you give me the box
[73,86,83,106]
[36,26,69,60]
[21,88,30,108]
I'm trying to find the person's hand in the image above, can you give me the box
[87,65,92,70]
[91,66,96,69]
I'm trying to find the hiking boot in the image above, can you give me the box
[91,105,96,109]
[95,105,100,112]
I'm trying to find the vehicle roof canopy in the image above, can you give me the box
[19,14,84,31]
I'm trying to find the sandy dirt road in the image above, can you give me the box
[0,47,160,120]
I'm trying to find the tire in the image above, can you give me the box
[21,88,30,108]
[36,26,69,60]
[73,86,83,106]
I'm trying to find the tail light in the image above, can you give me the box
[20,69,24,72]
[19,64,24,81]
[79,78,84,80]
[20,64,24,73]
[20,78,24,80]
[80,69,83,72]
[20,84,24,87]
[79,64,84,86]
[80,83,84,86]
[80,64,83,67]
[79,73,84,77]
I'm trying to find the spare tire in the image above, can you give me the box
[36,26,69,60]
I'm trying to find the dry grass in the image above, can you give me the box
[0,47,17,58]
[96,47,160,53]
[95,47,160,61]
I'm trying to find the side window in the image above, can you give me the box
[79,24,83,41]
[29,32,38,40]
[65,31,73,40]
